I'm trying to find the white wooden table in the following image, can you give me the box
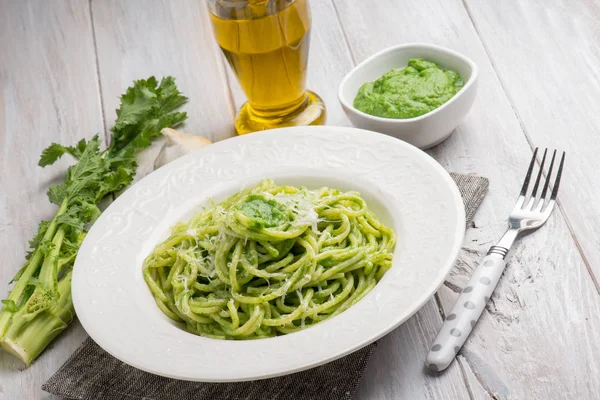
[1,1,599,399]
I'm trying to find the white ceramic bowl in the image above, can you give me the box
[72,126,465,382]
[338,43,478,149]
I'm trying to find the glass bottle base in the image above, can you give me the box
[235,91,326,135]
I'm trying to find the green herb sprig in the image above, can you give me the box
[0,76,187,365]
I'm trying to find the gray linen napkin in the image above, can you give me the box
[43,173,488,400]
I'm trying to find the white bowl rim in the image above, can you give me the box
[338,42,479,123]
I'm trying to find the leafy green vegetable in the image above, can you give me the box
[0,76,187,365]
[38,138,88,167]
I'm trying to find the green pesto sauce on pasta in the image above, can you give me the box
[237,194,290,229]
[143,179,396,340]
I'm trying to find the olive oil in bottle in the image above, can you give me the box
[209,0,325,134]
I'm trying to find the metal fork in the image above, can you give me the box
[426,148,565,372]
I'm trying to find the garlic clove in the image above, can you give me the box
[154,128,211,170]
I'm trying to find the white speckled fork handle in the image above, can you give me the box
[425,251,507,372]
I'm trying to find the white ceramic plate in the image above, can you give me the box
[72,126,465,382]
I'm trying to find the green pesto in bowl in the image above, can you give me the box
[353,58,464,119]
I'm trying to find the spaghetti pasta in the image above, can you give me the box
[143,179,395,339]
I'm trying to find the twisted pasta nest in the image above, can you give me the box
[143,179,395,339]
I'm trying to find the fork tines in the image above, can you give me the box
[519,148,565,210]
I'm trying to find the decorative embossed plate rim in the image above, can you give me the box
[72,126,465,382]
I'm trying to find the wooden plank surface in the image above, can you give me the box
[462,0,600,281]
[332,0,600,398]
[0,1,103,399]
[2,0,600,399]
